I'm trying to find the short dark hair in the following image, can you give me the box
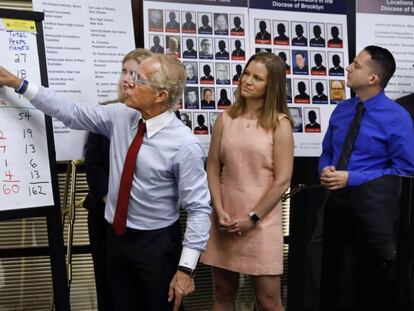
[295,51,305,58]
[364,45,396,89]
[203,88,212,95]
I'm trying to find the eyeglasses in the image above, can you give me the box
[132,71,151,86]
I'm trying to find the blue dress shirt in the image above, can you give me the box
[24,84,211,269]
[319,91,414,186]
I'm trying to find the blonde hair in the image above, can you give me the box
[116,48,153,102]
[145,54,186,110]
[228,52,293,131]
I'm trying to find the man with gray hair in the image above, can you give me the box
[0,53,211,311]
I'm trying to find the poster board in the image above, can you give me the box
[143,0,250,154]
[356,0,414,99]
[32,0,136,161]
[0,10,57,216]
[248,0,350,157]
[143,0,349,157]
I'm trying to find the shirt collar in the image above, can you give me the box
[358,91,385,112]
[140,110,175,139]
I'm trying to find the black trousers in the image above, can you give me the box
[319,193,397,311]
[106,221,183,311]
[88,201,113,311]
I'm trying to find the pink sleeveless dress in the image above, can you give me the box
[201,112,284,275]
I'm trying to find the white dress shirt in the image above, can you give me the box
[24,84,211,269]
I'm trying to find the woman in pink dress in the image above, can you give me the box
[201,52,294,311]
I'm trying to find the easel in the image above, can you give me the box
[61,160,85,288]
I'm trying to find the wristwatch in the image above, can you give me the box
[248,211,261,224]
[177,265,195,277]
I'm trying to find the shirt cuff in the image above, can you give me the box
[347,170,363,187]
[178,247,201,270]
[22,83,39,101]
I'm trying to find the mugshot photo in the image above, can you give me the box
[215,38,230,60]
[193,112,209,135]
[329,79,346,104]
[184,87,199,109]
[183,61,198,84]
[293,79,311,104]
[230,14,244,35]
[311,79,329,104]
[304,107,321,133]
[199,37,213,59]
[176,97,183,109]
[255,19,272,44]
[232,86,238,98]
[291,21,308,46]
[148,9,163,32]
[214,13,229,35]
[255,48,272,54]
[216,87,232,109]
[182,36,197,59]
[198,12,212,35]
[310,51,327,76]
[289,107,303,133]
[165,10,180,32]
[273,20,290,45]
[309,22,326,47]
[327,23,343,48]
[292,50,309,75]
[149,34,164,54]
[209,111,220,133]
[180,111,193,129]
[328,51,345,76]
[232,63,243,85]
[182,11,197,33]
[286,78,292,103]
[275,49,291,74]
[231,38,246,60]
[199,62,214,84]
[165,35,180,58]
[216,63,231,85]
[200,87,216,110]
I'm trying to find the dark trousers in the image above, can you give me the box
[106,221,183,311]
[88,201,114,311]
[319,193,397,311]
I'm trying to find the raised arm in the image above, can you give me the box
[0,66,113,136]
[0,66,23,89]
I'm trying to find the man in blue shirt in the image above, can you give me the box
[318,46,414,310]
[320,46,414,188]
[0,53,211,311]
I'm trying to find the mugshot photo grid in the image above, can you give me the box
[145,3,348,146]
[144,2,249,137]
[247,7,349,158]
[251,14,348,135]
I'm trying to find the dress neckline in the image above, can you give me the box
[240,113,258,121]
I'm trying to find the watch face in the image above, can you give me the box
[249,212,260,224]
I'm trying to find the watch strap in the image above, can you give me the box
[177,265,195,277]
[248,211,260,224]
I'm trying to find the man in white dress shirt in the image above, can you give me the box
[0,53,211,311]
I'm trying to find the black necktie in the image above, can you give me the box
[335,102,365,170]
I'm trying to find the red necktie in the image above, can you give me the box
[112,119,146,235]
